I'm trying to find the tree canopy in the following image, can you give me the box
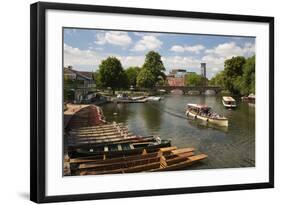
[240,55,255,95]
[223,56,246,95]
[184,73,204,86]
[125,66,140,87]
[97,57,127,93]
[209,71,225,87]
[209,55,255,95]
[136,68,155,88]
[142,51,166,85]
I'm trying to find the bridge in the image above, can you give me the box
[156,86,222,95]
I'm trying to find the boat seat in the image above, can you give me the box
[117,144,122,151]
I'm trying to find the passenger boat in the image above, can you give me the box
[186,104,228,127]
[241,93,255,104]
[222,96,237,108]
[75,147,207,175]
[69,139,171,158]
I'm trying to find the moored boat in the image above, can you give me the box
[76,147,207,175]
[70,139,171,157]
[241,93,255,105]
[67,135,161,149]
[185,104,228,127]
[222,96,237,108]
[147,96,162,101]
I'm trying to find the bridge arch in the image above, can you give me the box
[156,86,222,95]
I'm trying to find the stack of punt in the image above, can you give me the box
[67,122,171,157]
[69,146,207,175]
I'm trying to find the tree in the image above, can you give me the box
[97,57,127,94]
[240,55,255,95]
[209,71,225,86]
[223,56,246,95]
[209,55,255,96]
[184,73,204,86]
[142,51,166,85]
[136,68,155,88]
[125,66,140,87]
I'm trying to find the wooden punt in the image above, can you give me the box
[68,132,133,139]
[67,136,160,149]
[68,134,155,141]
[68,136,157,145]
[69,139,171,158]
[72,123,124,131]
[77,148,195,170]
[76,147,191,173]
[79,152,207,175]
[69,128,129,135]
[70,126,128,134]
[69,147,179,165]
[151,154,207,172]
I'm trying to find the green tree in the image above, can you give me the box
[209,71,225,86]
[210,55,255,96]
[142,51,166,85]
[223,56,246,95]
[97,57,127,94]
[136,68,155,88]
[125,66,140,87]
[240,55,255,95]
[184,73,204,86]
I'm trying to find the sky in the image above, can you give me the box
[64,28,255,79]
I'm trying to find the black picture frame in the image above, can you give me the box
[30,1,274,203]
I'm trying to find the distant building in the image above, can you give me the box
[64,66,95,103]
[166,69,187,86]
[200,63,206,78]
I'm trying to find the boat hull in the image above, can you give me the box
[70,140,172,158]
[186,111,228,127]
[222,100,237,108]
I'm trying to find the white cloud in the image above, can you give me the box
[116,56,145,68]
[64,44,102,67]
[132,35,162,51]
[170,44,205,54]
[201,41,255,76]
[64,43,144,69]
[205,42,255,58]
[170,45,185,53]
[162,56,200,70]
[94,31,132,47]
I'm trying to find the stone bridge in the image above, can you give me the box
[156,86,222,95]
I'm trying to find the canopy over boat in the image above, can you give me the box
[222,96,236,102]
[186,103,210,109]
[248,93,255,98]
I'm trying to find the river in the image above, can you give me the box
[101,95,255,170]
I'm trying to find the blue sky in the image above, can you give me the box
[64,28,255,79]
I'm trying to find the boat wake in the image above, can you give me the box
[147,103,187,120]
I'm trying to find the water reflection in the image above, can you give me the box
[140,102,163,132]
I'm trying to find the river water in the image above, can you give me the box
[101,95,255,170]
